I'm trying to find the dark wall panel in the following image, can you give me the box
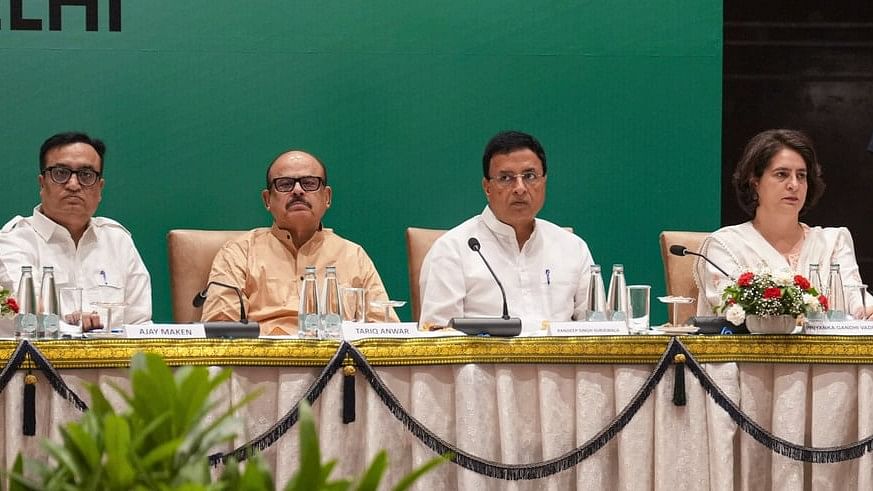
[724,2,873,281]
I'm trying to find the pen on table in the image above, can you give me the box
[545,269,551,285]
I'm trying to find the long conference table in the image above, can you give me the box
[3,335,873,490]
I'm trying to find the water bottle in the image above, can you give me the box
[826,263,847,321]
[606,264,628,321]
[320,266,342,339]
[586,265,608,321]
[39,267,60,339]
[14,266,38,339]
[807,264,824,320]
[299,266,321,338]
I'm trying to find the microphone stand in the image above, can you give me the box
[193,281,260,338]
[448,238,522,337]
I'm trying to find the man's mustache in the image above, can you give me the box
[286,197,311,209]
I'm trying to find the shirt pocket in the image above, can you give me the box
[540,270,577,320]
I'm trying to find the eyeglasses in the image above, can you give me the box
[43,166,102,187]
[270,176,325,193]
[488,171,543,188]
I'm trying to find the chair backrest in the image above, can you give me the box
[658,230,710,323]
[405,225,575,322]
[167,229,247,322]
[405,227,447,321]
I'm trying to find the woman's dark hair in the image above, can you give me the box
[732,129,826,217]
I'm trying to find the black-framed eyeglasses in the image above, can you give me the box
[43,165,102,187]
[270,176,325,193]
[488,171,543,188]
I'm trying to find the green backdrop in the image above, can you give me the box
[0,1,722,323]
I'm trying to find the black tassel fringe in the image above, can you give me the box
[26,342,88,411]
[681,341,873,463]
[207,342,352,466]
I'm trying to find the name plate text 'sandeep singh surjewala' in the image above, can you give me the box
[341,322,420,341]
[547,321,629,336]
[124,324,207,339]
[803,320,873,336]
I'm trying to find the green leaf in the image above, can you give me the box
[236,456,276,491]
[140,438,184,469]
[353,451,387,491]
[321,481,352,491]
[286,402,325,491]
[85,382,115,419]
[6,454,41,491]
[390,454,450,491]
[103,414,136,488]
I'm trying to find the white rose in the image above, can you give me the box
[803,293,821,312]
[774,271,794,287]
[725,303,746,326]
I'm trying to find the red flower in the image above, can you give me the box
[5,297,19,314]
[794,275,811,290]
[763,287,782,299]
[819,295,829,311]
[727,298,736,305]
[737,272,755,287]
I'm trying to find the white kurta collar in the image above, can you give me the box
[481,205,539,249]
[32,205,95,245]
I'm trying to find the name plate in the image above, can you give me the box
[803,320,873,336]
[124,323,206,339]
[547,321,628,336]
[341,322,420,341]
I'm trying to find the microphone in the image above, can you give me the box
[193,281,249,323]
[468,237,510,319]
[669,244,733,280]
[447,238,522,337]
[670,244,747,333]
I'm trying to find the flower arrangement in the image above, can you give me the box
[0,287,19,318]
[718,270,827,326]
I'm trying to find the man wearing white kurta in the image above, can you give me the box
[0,132,152,330]
[419,131,594,333]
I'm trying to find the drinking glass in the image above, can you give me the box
[369,299,405,322]
[342,287,366,322]
[627,285,651,334]
[844,283,869,320]
[87,285,126,332]
[59,287,83,334]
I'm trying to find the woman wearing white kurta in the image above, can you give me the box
[695,129,873,318]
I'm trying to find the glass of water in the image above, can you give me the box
[87,285,126,333]
[59,287,83,335]
[844,283,869,319]
[627,285,651,334]
[342,287,366,322]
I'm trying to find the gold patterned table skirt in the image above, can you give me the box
[5,334,873,368]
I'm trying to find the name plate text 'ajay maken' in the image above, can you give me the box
[124,324,206,339]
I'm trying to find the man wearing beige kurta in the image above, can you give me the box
[201,150,397,335]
